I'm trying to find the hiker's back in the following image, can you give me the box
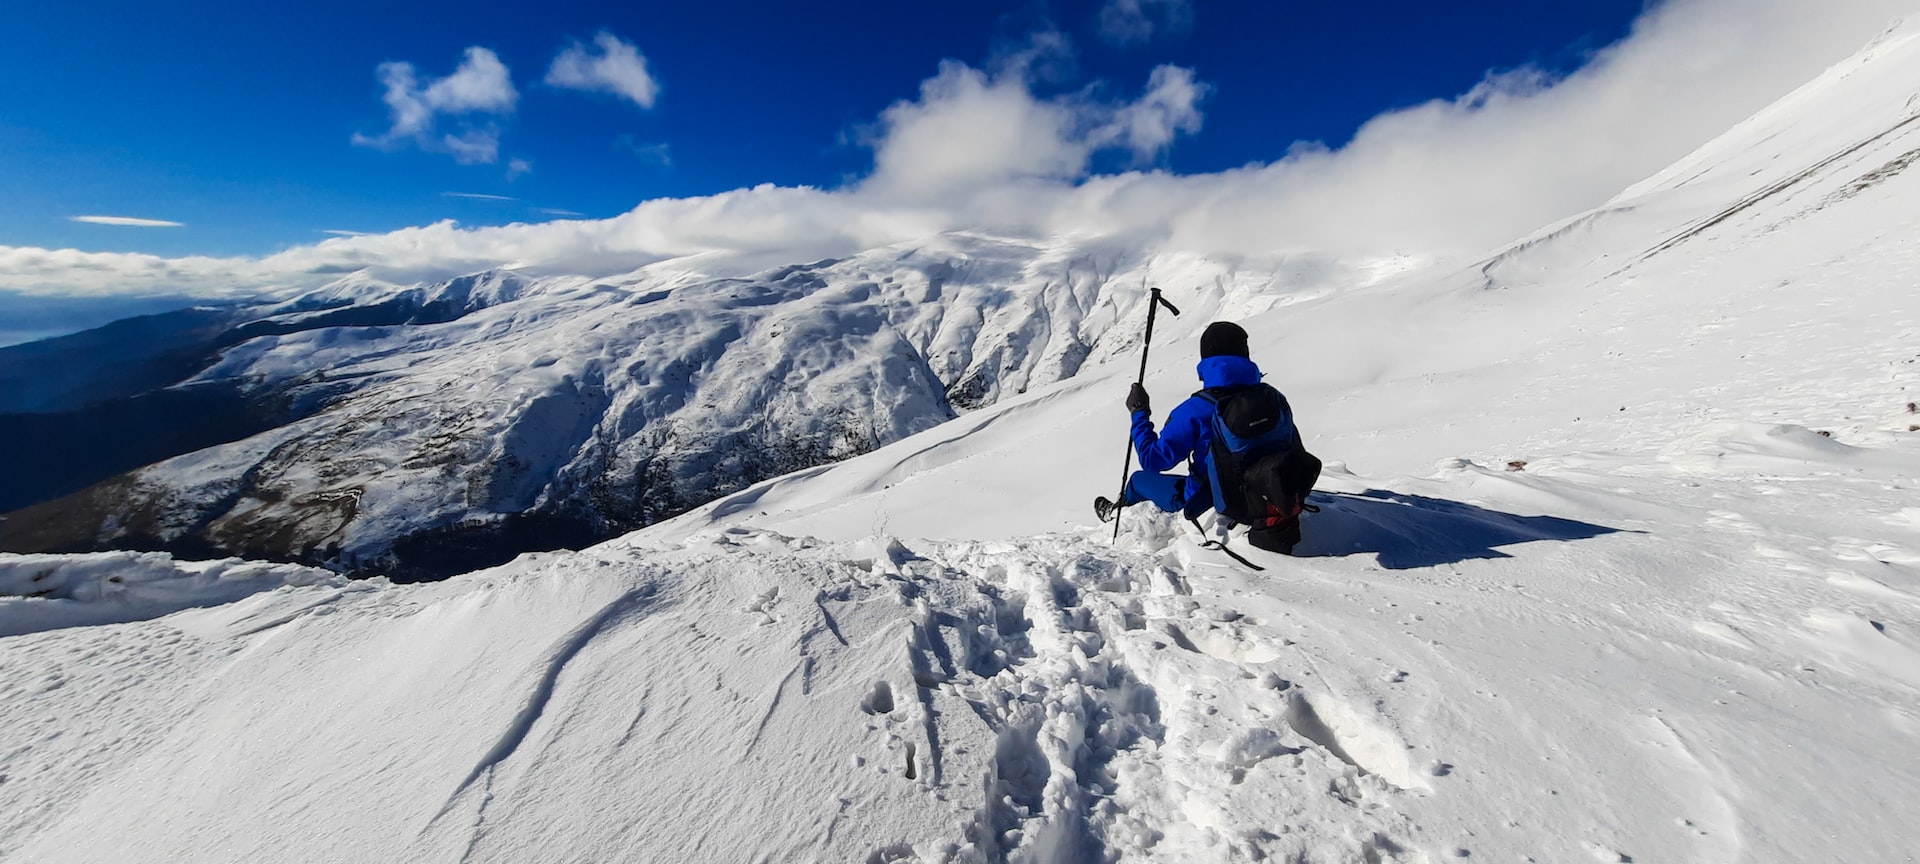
[1198,383,1320,554]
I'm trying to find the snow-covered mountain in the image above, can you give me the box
[0,235,1319,579]
[4,17,1920,864]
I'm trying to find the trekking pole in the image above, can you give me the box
[1114,286,1181,542]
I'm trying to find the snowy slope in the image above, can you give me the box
[6,17,1920,864]
[646,14,1920,543]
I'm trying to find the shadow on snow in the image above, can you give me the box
[1293,489,1627,570]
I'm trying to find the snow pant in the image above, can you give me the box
[1123,471,1213,520]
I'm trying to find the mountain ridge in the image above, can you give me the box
[1,234,1303,579]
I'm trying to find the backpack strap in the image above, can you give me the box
[1188,515,1266,572]
[1183,388,1226,498]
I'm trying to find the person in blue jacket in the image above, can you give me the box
[1096,321,1264,523]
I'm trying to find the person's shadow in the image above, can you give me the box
[1294,489,1627,569]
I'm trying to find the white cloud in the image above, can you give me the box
[507,158,533,180]
[443,192,517,202]
[861,62,1083,199]
[438,129,502,165]
[353,47,518,164]
[70,215,184,227]
[11,0,1915,300]
[534,208,586,218]
[615,136,672,166]
[860,60,1206,200]
[321,229,370,237]
[1097,0,1193,47]
[1095,65,1207,161]
[0,245,279,298]
[1120,0,1916,258]
[988,28,1077,84]
[546,32,660,109]
[421,48,517,112]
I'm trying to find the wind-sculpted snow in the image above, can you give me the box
[5,438,1918,861]
[0,526,1459,862]
[0,235,1294,579]
[0,551,344,637]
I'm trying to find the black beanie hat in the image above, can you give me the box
[1200,321,1249,359]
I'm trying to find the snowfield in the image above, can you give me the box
[6,17,1920,864]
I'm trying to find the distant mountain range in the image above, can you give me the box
[1,234,1274,579]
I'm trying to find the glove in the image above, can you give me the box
[1126,383,1151,414]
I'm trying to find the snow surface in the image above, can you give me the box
[0,552,343,638]
[5,17,1920,864]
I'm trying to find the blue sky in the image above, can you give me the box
[1,0,1647,259]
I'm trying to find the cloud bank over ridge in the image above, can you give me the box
[4,0,1908,298]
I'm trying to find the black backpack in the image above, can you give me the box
[1196,385,1321,555]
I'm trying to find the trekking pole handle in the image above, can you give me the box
[1135,287,1180,384]
[1117,286,1180,543]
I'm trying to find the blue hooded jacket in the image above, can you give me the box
[1129,354,1265,500]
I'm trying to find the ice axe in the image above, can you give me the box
[1113,286,1181,543]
